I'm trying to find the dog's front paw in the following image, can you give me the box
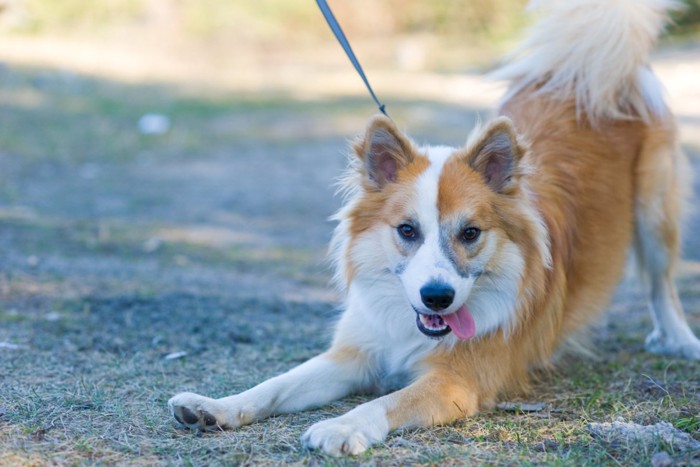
[302,411,388,456]
[168,392,230,431]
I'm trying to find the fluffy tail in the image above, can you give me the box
[492,0,679,124]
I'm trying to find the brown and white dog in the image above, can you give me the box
[169,0,700,455]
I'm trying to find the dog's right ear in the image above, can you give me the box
[354,115,414,189]
[467,117,525,194]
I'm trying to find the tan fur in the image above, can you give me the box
[384,370,478,428]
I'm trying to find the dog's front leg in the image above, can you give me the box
[168,347,373,431]
[302,370,476,456]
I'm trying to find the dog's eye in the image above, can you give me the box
[397,223,417,240]
[462,227,481,243]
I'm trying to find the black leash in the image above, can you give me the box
[315,0,389,118]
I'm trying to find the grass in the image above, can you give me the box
[0,61,699,466]
[2,330,698,465]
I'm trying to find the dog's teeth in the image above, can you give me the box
[418,313,447,330]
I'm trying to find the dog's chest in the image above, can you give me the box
[342,280,440,378]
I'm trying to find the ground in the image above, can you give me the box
[0,43,699,465]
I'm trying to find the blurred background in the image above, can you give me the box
[1,0,699,92]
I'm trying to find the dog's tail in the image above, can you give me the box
[492,0,679,124]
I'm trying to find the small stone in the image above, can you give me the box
[589,420,700,453]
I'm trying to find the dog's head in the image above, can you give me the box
[334,115,550,341]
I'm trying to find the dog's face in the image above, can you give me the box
[343,115,548,341]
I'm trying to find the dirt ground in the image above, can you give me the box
[0,39,699,465]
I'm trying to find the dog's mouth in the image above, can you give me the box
[416,312,452,338]
[415,305,476,340]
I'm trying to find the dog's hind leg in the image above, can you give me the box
[634,125,700,360]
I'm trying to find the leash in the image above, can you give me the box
[315,0,390,118]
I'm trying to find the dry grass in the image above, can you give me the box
[2,312,699,466]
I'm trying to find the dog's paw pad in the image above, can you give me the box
[179,407,199,425]
[169,393,224,431]
[172,405,222,430]
[201,410,218,427]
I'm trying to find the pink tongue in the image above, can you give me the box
[442,305,476,340]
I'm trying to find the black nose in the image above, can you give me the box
[420,282,455,311]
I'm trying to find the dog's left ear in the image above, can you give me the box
[468,117,525,193]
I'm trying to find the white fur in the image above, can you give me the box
[634,146,700,359]
[302,394,390,455]
[334,277,439,377]
[467,241,525,337]
[399,228,476,317]
[491,0,679,123]
[167,353,373,430]
[399,146,475,316]
[331,146,463,377]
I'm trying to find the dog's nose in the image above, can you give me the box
[420,282,455,311]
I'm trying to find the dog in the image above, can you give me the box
[168,0,700,455]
